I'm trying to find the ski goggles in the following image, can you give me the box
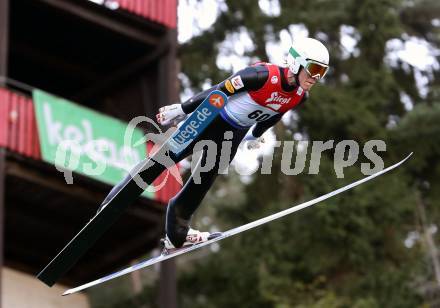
[288,47,329,79]
[303,60,329,79]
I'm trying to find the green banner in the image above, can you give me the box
[33,89,154,199]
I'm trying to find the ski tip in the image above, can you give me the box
[386,152,413,170]
[402,152,414,163]
[62,287,80,296]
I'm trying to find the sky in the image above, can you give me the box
[176,0,439,175]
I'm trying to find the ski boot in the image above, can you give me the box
[160,228,222,255]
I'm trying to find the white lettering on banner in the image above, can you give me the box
[44,103,63,145]
[43,102,140,174]
[64,126,84,149]
[82,120,94,143]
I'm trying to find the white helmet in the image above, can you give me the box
[286,37,330,79]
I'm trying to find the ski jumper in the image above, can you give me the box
[99,63,307,247]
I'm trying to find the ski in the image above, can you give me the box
[37,90,228,287]
[63,152,413,296]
